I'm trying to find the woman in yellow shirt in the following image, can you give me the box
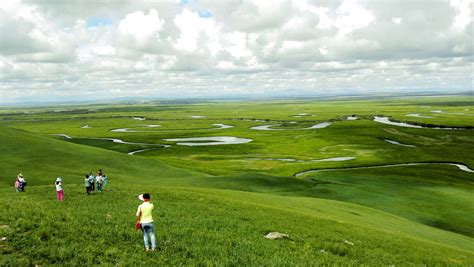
[136,193,156,251]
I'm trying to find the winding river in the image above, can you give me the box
[294,162,474,177]
[312,157,356,162]
[384,139,416,147]
[253,156,356,163]
[373,116,465,130]
[307,122,332,129]
[406,113,433,119]
[250,122,332,131]
[94,137,170,147]
[250,124,283,131]
[128,148,155,155]
[346,116,359,121]
[51,134,170,155]
[374,116,422,128]
[51,134,72,139]
[210,123,234,129]
[111,123,233,132]
[164,136,252,146]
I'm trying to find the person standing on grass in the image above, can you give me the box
[85,174,92,195]
[55,177,64,202]
[102,174,107,190]
[89,172,95,192]
[18,174,26,192]
[96,174,103,192]
[14,176,21,192]
[136,193,156,252]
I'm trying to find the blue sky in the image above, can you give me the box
[87,17,113,28]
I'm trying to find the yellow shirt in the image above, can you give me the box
[136,202,154,223]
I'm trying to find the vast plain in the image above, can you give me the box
[1,95,473,265]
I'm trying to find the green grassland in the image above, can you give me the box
[0,96,473,265]
[1,184,473,265]
[298,165,474,237]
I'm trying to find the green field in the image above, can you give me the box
[1,96,473,265]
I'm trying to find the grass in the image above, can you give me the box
[0,96,473,265]
[1,185,473,265]
[0,126,203,188]
[297,165,474,237]
[5,96,472,178]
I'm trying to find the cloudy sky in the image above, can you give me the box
[0,0,472,103]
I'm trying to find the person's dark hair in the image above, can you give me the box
[143,193,150,200]
[86,175,89,178]
[55,181,60,185]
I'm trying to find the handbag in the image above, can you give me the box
[136,206,141,231]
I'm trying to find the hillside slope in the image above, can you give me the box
[0,126,473,265]
[1,185,473,265]
[0,126,203,187]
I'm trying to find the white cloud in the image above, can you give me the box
[173,8,220,53]
[0,3,75,62]
[118,8,165,48]
[93,45,116,56]
[391,17,402,24]
[450,0,472,31]
[319,46,328,55]
[334,0,375,36]
[0,0,472,103]
[224,32,251,59]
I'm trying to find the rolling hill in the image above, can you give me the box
[0,126,473,265]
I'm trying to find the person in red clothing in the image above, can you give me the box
[55,177,64,202]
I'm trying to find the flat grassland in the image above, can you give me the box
[0,96,473,265]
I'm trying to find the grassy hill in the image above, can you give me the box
[0,126,473,265]
[298,166,474,237]
[0,126,203,187]
[1,185,473,265]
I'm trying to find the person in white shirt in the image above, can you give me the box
[55,177,64,202]
[102,174,108,190]
[96,175,103,192]
[15,177,20,192]
[18,174,26,192]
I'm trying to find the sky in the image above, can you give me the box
[0,0,472,103]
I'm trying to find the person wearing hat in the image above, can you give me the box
[55,177,64,202]
[18,173,26,192]
[136,193,156,251]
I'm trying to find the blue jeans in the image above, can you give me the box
[141,223,156,250]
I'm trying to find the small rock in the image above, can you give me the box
[319,249,327,254]
[1,237,7,241]
[264,232,289,240]
[344,240,354,246]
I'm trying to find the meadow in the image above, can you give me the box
[0,95,473,265]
